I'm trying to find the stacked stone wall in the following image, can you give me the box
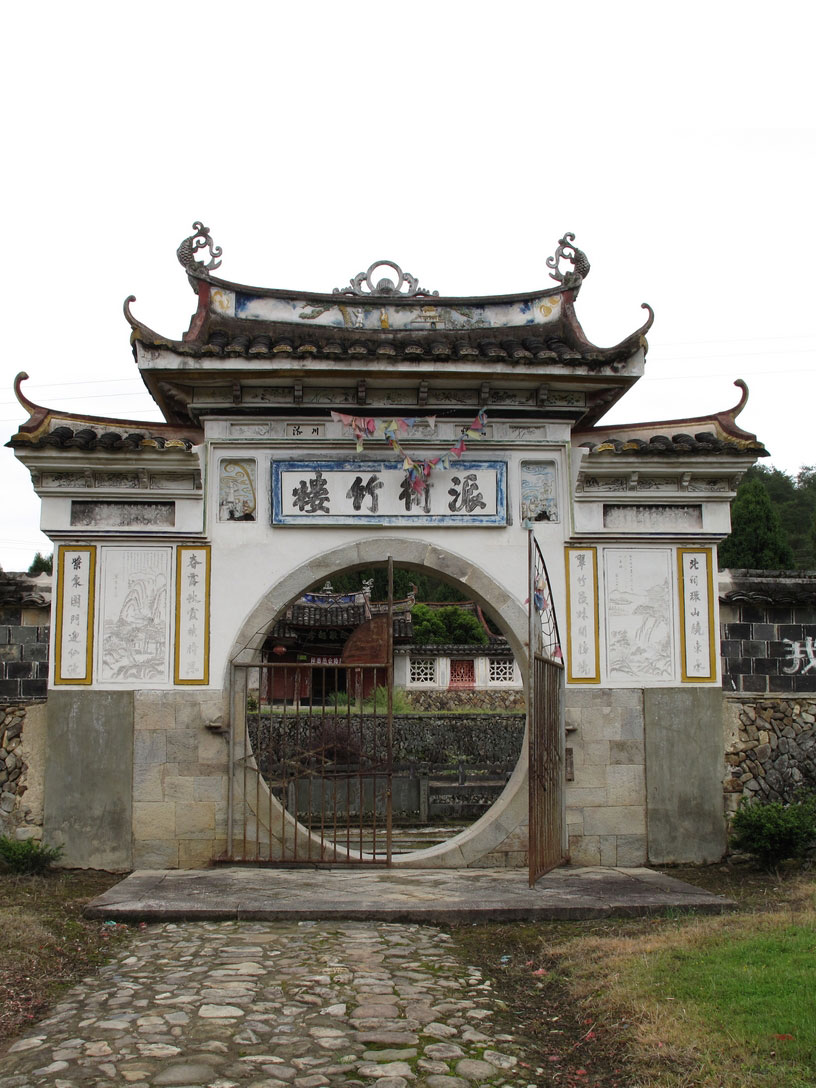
[403,689,524,712]
[0,703,46,840]
[723,696,816,817]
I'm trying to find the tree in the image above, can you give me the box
[411,602,488,646]
[27,552,53,576]
[719,478,794,570]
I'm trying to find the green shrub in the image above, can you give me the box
[0,835,64,874]
[729,795,816,869]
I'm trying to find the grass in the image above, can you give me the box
[451,865,816,1088]
[0,869,131,1044]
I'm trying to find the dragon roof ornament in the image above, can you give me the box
[333,260,438,298]
[176,221,223,274]
[547,233,590,292]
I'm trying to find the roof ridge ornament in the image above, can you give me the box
[333,260,439,298]
[547,232,591,291]
[176,221,223,273]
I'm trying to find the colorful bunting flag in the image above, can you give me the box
[330,410,488,493]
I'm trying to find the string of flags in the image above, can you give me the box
[330,410,488,493]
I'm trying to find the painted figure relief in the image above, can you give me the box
[520,461,558,523]
[98,548,171,682]
[604,549,674,681]
[218,459,257,521]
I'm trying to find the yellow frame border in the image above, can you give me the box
[677,546,716,682]
[54,545,96,685]
[564,546,600,684]
[174,545,211,685]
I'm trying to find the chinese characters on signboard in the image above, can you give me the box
[678,548,715,681]
[272,462,506,525]
[175,546,211,684]
[565,547,599,683]
[55,546,95,684]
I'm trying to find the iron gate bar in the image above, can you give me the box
[227,559,395,866]
[528,530,566,886]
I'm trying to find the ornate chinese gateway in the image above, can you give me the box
[8,225,767,872]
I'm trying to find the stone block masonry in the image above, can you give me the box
[132,689,230,869]
[564,688,647,867]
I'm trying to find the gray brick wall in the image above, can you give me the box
[0,625,49,701]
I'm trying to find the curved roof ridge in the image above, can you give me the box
[9,373,202,444]
[574,380,760,444]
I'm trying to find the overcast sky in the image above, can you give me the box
[1,1,813,570]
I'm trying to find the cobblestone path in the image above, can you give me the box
[0,921,538,1088]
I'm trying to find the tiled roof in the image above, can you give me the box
[7,374,203,454]
[268,612,412,642]
[132,322,640,370]
[578,431,768,457]
[9,423,197,452]
[574,382,769,459]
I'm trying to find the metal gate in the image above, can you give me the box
[225,563,394,865]
[528,532,566,885]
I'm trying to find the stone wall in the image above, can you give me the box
[564,688,647,867]
[131,690,230,869]
[249,712,525,769]
[723,696,816,817]
[403,690,525,712]
[0,703,46,840]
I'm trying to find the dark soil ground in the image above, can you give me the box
[0,869,130,1042]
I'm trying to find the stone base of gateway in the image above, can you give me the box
[34,685,727,872]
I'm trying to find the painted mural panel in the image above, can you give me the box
[603,549,675,682]
[602,504,703,531]
[71,501,175,527]
[520,461,559,524]
[218,459,257,521]
[54,546,96,684]
[678,548,716,681]
[175,546,211,684]
[565,547,599,683]
[272,461,506,526]
[98,548,171,684]
[209,288,564,332]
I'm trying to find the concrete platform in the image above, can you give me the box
[85,866,733,923]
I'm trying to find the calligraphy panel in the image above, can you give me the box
[564,547,599,683]
[175,546,211,684]
[98,548,172,684]
[54,545,96,684]
[271,461,507,525]
[603,549,675,683]
[677,547,716,682]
